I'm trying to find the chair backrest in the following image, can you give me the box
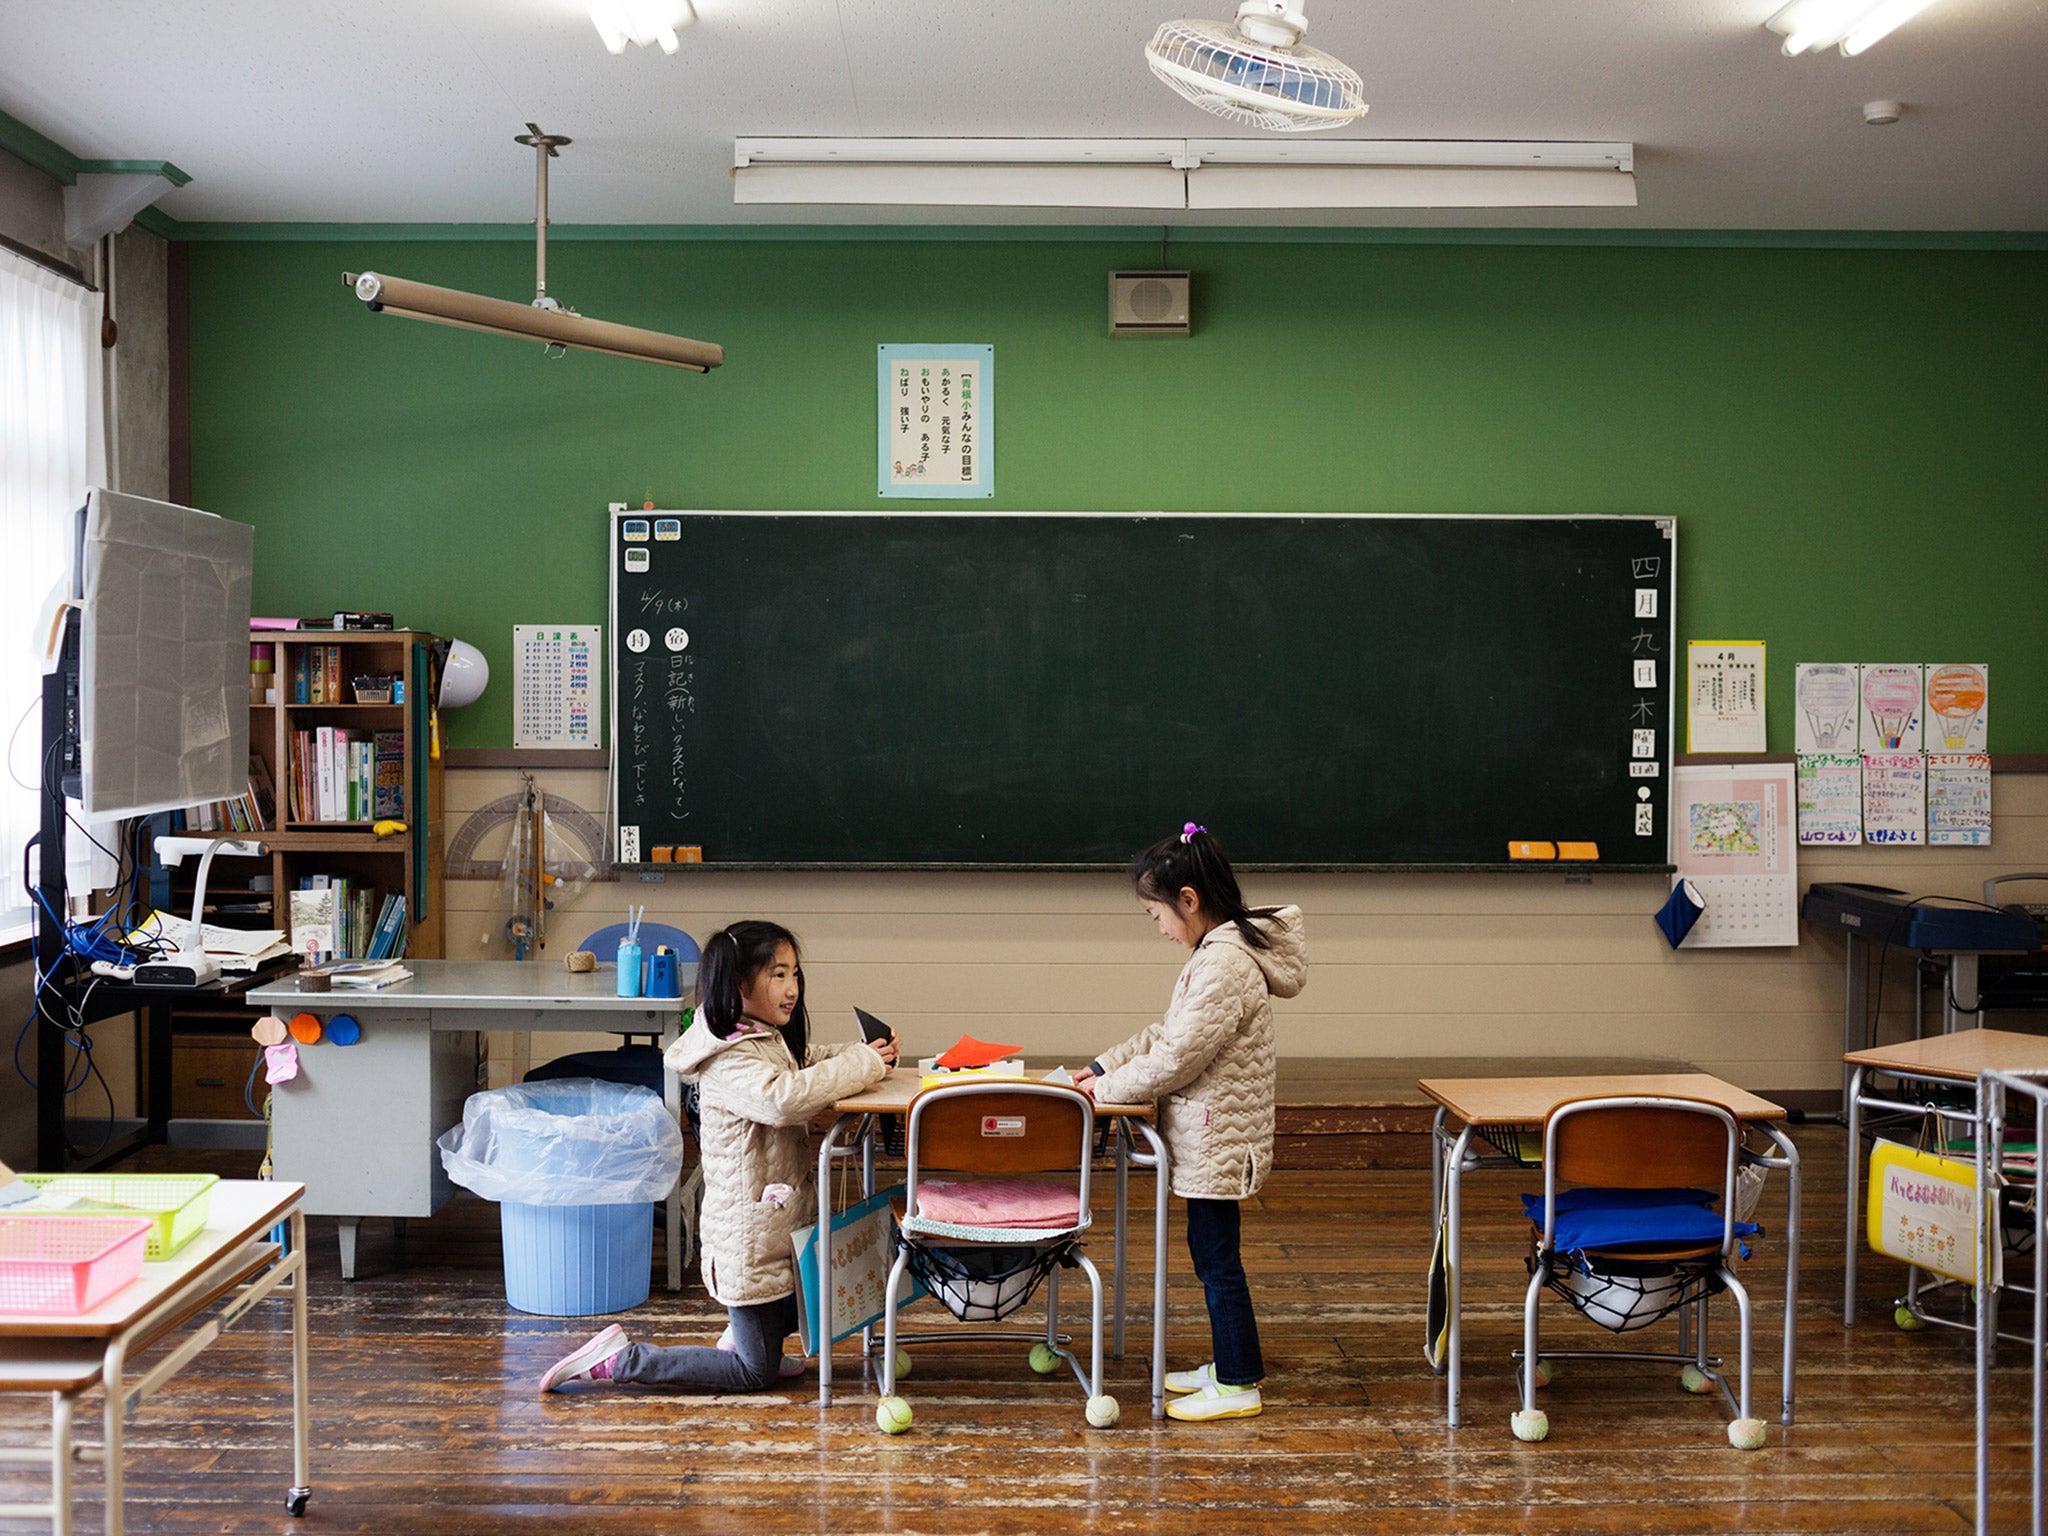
[579,922,698,964]
[1547,1096,1736,1191]
[904,1081,1095,1216]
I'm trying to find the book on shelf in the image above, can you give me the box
[373,731,405,820]
[366,893,408,959]
[288,886,337,960]
[288,727,387,823]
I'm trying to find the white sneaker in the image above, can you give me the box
[1165,1362,1217,1394]
[1165,1381,1262,1422]
[717,1325,806,1379]
[539,1324,628,1393]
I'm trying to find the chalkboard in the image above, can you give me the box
[608,512,1676,870]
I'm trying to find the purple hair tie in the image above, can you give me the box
[1181,821,1206,843]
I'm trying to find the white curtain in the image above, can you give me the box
[1,243,108,934]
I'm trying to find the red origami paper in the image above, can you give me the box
[933,1034,1021,1071]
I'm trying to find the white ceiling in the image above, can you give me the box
[1,0,2043,230]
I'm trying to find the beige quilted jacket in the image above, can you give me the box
[1091,906,1306,1200]
[666,1018,888,1307]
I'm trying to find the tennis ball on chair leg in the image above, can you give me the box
[1679,1364,1711,1394]
[1510,1409,1549,1443]
[1728,1417,1767,1450]
[1028,1343,1060,1376]
[1086,1394,1120,1428]
[876,1396,914,1435]
[893,1349,912,1378]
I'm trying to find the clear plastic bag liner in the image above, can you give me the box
[436,1078,683,1205]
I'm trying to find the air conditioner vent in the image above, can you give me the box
[1108,270,1190,338]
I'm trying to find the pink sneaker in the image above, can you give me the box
[540,1324,629,1393]
[717,1325,807,1379]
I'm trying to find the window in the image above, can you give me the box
[0,243,106,939]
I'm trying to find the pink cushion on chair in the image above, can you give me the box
[915,1179,1081,1229]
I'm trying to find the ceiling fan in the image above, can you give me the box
[1145,1,1368,132]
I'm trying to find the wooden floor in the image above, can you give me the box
[3,1125,2041,1535]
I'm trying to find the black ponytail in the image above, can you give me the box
[698,920,810,1061]
[1129,825,1273,950]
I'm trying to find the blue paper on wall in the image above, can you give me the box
[1655,879,1707,948]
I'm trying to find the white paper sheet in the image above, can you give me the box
[1794,663,1860,752]
[513,624,601,749]
[1927,752,1992,847]
[1858,664,1923,751]
[1862,751,1927,845]
[1796,752,1862,846]
[1670,763,1798,946]
[1686,642,1766,754]
[1925,664,1989,752]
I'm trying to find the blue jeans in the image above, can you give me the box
[609,1295,797,1392]
[1185,1198,1264,1386]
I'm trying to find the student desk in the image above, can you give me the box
[1420,1072,1800,1430]
[0,1180,309,1536]
[1842,1028,2048,1328]
[249,961,693,1286]
[812,1069,1171,1420]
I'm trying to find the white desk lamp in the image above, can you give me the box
[142,834,268,986]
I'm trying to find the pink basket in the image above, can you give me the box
[0,1214,155,1315]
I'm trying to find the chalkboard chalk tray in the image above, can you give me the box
[608,511,1676,872]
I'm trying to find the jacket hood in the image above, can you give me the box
[1206,904,1307,998]
[665,1013,777,1082]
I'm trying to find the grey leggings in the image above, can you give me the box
[608,1296,799,1392]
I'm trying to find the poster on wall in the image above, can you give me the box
[877,344,993,498]
[1796,752,1862,846]
[513,625,601,749]
[1927,752,1992,847]
[1858,663,1923,751]
[1794,663,1861,752]
[1686,641,1766,753]
[1924,663,1989,751]
[1862,751,1927,845]
[1669,762,1798,946]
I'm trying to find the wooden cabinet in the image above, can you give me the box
[156,629,446,1119]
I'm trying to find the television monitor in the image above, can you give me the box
[72,488,254,818]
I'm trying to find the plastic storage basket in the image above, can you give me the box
[0,1214,154,1314]
[18,1173,219,1259]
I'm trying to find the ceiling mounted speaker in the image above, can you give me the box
[1109,270,1191,338]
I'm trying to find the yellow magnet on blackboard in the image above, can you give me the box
[1508,841,1557,861]
[1557,842,1600,861]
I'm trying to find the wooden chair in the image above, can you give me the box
[1514,1095,1765,1449]
[876,1080,1118,1429]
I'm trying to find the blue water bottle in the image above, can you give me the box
[615,935,643,998]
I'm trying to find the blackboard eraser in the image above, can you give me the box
[676,845,703,863]
[1557,841,1600,861]
[1508,841,1557,861]
[652,846,674,863]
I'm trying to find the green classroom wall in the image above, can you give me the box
[186,236,2047,751]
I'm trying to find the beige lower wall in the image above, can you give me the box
[446,767,2048,1097]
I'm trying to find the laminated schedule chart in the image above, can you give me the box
[514,625,601,748]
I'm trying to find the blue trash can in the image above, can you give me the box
[436,1078,684,1317]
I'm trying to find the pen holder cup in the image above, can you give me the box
[614,939,643,999]
[646,952,681,999]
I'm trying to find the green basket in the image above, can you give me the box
[18,1173,220,1260]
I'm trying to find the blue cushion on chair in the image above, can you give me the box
[1521,1188,1759,1252]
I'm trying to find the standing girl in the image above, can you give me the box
[541,920,896,1394]
[1075,824,1305,1423]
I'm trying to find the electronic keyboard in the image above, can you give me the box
[1800,882,2039,952]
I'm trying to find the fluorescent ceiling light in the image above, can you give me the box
[586,0,696,54]
[1764,0,1942,56]
[731,139,1636,211]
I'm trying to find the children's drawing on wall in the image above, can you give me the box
[1796,752,1862,846]
[1862,751,1927,845]
[1859,664,1923,751]
[1927,752,1992,847]
[1925,663,1989,751]
[1794,663,1859,751]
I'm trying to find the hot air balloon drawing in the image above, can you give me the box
[1925,663,1988,750]
[1861,665,1922,751]
[1796,664,1859,751]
